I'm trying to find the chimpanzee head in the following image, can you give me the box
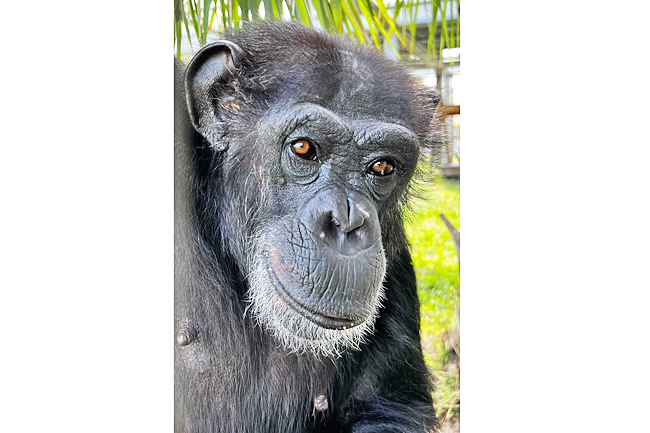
[183,23,436,357]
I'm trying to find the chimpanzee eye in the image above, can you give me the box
[291,139,318,161]
[368,159,395,176]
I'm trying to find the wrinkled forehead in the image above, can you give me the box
[266,49,419,128]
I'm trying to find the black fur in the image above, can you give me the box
[175,23,438,433]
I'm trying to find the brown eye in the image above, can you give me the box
[369,159,395,176]
[291,139,318,161]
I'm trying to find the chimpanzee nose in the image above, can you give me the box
[331,195,365,233]
[297,187,380,255]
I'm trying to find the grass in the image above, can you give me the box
[405,176,460,428]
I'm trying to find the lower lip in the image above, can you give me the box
[265,259,362,330]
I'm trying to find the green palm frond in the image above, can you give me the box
[173,0,460,62]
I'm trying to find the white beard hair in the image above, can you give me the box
[245,234,386,358]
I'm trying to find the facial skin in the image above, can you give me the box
[224,102,420,356]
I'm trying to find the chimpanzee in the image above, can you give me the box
[175,22,439,433]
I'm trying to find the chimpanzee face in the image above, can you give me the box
[243,102,418,356]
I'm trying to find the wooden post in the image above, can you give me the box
[435,105,460,165]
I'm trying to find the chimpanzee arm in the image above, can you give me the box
[342,398,437,433]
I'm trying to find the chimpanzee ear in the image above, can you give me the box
[184,41,243,151]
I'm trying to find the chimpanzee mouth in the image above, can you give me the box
[265,260,365,330]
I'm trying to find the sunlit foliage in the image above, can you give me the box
[174,0,460,62]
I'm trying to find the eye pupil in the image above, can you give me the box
[370,159,394,176]
[291,139,318,160]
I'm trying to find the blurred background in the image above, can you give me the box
[175,2,461,430]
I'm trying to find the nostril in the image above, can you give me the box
[324,214,343,240]
[347,197,353,225]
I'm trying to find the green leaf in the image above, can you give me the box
[449,0,455,48]
[182,5,194,51]
[440,0,449,59]
[356,0,381,49]
[456,0,460,47]
[240,0,250,22]
[250,0,261,20]
[393,0,404,21]
[209,0,218,30]
[202,0,212,44]
[342,14,353,34]
[187,0,201,43]
[294,0,313,26]
[312,0,332,31]
[232,0,241,28]
[221,0,228,29]
[329,0,344,33]
[175,19,182,58]
[272,0,281,19]
[375,0,406,47]
[373,15,401,59]
[427,1,439,58]
[263,0,274,20]
[407,0,420,55]
[340,0,366,43]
